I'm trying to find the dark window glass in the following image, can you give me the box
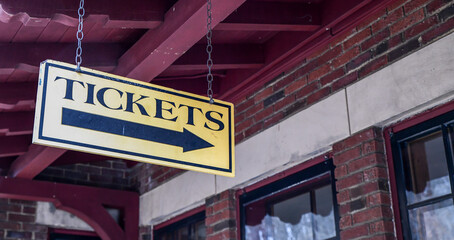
[392,111,454,240]
[154,211,206,240]
[240,160,339,240]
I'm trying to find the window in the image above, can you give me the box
[391,110,454,239]
[240,160,339,240]
[154,211,206,240]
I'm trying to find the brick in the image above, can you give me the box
[306,87,331,105]
[245,102,263,117]
[41,168,64,176]
[353,206,393,224]
[439,4,454,21]
[387,0,406,12]
[362,179,390,195]
[334,164,348,178]
[254,87,273,103]
[212,199,234,213]
[359,55,388,78]
[372,8,404,33]
[76,165,101,175]
[263,90,284,107]
[308,64,331,83]
[283,100,307,118]
[333,46,360,68]
[390,9,425,35]
[64,170,89,180]
[362,28,391,51]
[388,37,420,62]
[295,81,319,99]
[375,41,389,56]
[350,198,366,212]
[212,219,236,232]
[235,133,245,144]
[367,192,392,207]
[244,122,263,138]
[235,98,254,113]
[330,28,357,48]
[332,72,358,91]
[427,0,450,13]
[235,118,253,133]
[320,68,345,86]
[254,107,273,123]
[362,140,385,154]
[346,50,373,71]
[336,172,364,190]
[235,112,245,123]
[389,33,403,49]
[263,112,284,129]
[22,206,36,214]
[0,203,21,212]
[22,223,47,232]
[343,28,372,50]
[369,220,395,234]
[274,94,295,111]
[339,203,351,216]
[0,221,21,230]
[404,0,429,13]
[335,127,382,151]
[333,146,362,165]
[340,224,369,239]
[337,190,350,204]
[307,45,329,61]
[9,200,35,206]
[364,167,388,181]
[89,161,111,168]
[422,17,454,43]
[284,76,307,95]
[339,215,352,229]
[273,72,300,91]
[357,8,387,30]
[404,15,438,39]
[8,213,35,223]
[348,153,386,173]
[316,45,343,65]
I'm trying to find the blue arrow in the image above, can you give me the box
[61,107,214,152]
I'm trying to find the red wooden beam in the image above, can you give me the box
[217,1,321,31]
[0,111,34,136]
[169,44,264,71]
[0,135,31,158]
[0,0,165,29]
[8,144,66,179]
[113,0,247,82]
[0,177,139,240]
[0,43,124,74]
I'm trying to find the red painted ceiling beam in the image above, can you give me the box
[8,144,66,178]
[0,43,124,74]
[0,135,31,158]
[113,0,247,82]
[0,177,139,240]
[217,1,321,31]
[0,111,34,136]
[0,0,166,29]
[168,44,264,71]
[0,82,36,105]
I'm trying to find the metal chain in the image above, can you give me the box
[75,0,85,72]
[206,0,214,104]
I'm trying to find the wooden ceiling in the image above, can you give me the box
[0,0,392,178]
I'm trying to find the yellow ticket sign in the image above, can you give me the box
[33,60,235,177]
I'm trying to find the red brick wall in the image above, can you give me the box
[0,199,47,240]
[36,160,133,191]
[205,190,237,240]
[233,0,454,144]
[130,164,184,194]
[333,127,395,240]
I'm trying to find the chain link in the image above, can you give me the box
[206,0,214,104]
[75,0,85,72]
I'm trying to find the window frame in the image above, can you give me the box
[385,101,454,240]
[153,206,205,240]
[238,158,340,240]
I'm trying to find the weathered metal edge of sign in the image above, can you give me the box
[33,60,235,177]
